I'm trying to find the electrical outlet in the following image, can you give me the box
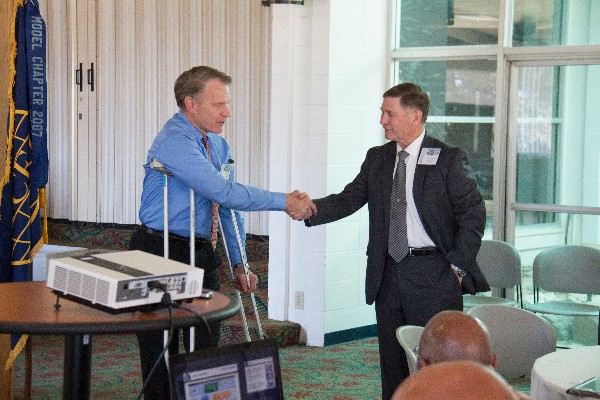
[294,291,304,310]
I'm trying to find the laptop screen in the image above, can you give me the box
[169,338,284,400]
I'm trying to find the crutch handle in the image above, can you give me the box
[150,159,172,176]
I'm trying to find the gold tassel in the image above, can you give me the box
[3,335,27,372]
[2,0,33,379]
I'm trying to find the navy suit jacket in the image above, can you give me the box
[307,135,489,304]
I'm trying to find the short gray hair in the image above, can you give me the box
[383,83,430,123]
[174,66,232,109]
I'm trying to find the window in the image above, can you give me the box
[391,0,600,245]
[513,0,600,47]
[394,0,499,47]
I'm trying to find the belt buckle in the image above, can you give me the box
[408,247,414,256]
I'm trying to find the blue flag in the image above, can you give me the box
[0,0,48,367]
[25,0,49,190]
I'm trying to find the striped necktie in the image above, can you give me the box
[202,135,219,251]
[388,150,409,262]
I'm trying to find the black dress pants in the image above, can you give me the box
[375,253,463,400]
[129,227,222,400]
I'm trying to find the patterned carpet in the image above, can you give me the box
[12,334,530,399]
[12,334,383,399]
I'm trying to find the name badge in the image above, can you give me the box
[418,148,441,165]
[220,163,233,180]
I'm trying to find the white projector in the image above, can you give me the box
[47,250,204,312]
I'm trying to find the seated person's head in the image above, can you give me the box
[392,360,516,400]
[417,310,497,369]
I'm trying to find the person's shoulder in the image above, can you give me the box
[423,134,452,150]
[161,113,191,135]
[422,135,466,159]
[361,142,395,166]
[160,116,204,146]
[367,141,395,156]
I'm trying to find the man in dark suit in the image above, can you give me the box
[305,83,489,400]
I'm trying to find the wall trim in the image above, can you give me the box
[324,324,378,346]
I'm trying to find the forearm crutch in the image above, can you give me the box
[150,160,198,357]
[218,212,265,341]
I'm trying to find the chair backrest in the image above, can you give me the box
[396,325,424,375]
[533,245,600,295]
[476,240,521,288]
[467,304,556,377]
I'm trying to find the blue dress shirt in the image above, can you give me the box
[139,112,286,264]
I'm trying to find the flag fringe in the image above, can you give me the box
[40,187,47,244]
[1,0,26,200]
[3,335,27,372]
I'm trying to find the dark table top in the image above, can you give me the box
[0,281,240,335]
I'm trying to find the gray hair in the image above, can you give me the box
[174,66,232,109]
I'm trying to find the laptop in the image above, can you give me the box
[169,338,285,400]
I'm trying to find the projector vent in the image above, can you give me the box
[51,266,111,305]
[95,280,110,304]
[188,279,200,295]
[81,275,96,300]
[52,266,69,291]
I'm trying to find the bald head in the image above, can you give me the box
[392,360,516,400]
[418,310,496,369]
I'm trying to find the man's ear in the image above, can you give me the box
[183,95,195,112]
[414,108,422,122]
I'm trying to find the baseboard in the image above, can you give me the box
[324,324,378,346]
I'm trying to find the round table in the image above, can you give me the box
[530,345,600,400]
[0,281,240,400]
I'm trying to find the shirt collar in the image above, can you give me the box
[396,129,426,159]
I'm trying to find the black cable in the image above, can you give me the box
[135,290,175,400]
[171,303,212,340]
[134,284,213,399]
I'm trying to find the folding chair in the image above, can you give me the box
[525,245,600,346]
[463,240,523,309]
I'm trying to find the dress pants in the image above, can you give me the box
[129,228,222,400]
[375,253,463,400]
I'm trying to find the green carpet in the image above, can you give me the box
[12,334,529,399]
[12,334,383,399]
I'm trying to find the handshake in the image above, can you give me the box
[285,190,317,221]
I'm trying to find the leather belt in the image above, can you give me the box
[407,247,440,256]
[139,225,209,245]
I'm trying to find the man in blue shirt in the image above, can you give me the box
[130,65,315,399]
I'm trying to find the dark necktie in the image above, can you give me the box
[388,150,409,262]
[202,135,219,250]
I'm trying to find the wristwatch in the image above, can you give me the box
[451,264,467,277]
